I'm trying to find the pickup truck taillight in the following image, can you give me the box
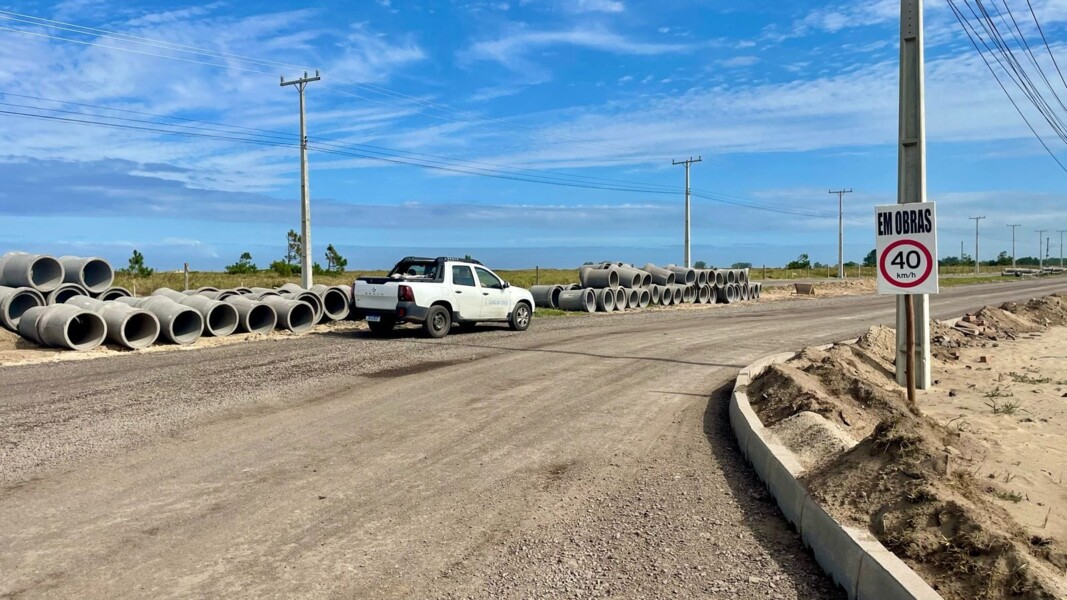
[398,285,415,302]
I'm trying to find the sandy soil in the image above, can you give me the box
[748,294,1067,600]
[758,277,877,300]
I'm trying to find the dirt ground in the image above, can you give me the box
[758,278,877,300]
[748,294,1067,600]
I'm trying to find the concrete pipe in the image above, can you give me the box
[0,252,65,293]
[714,270,726,287]
[642,263,676,286]
[638,288,651,308]
[223,295,278,334]
[673,286,685,304]
[530,285,564,308]
[260,296,315,334]
[582,267,619,289]
[615,266,645,289]
[740,284,750,301]
[151,287,187,301]
[0,285,46,331]
[682,285,696,304]
[726,270,738,284]
[65,296,160,350]
[557,288,596,312]
[315,285,351,321]
[639,271,652,288]
[46,283,89,305]
[614,287,626,310]
[196,286,220,294]
[707,285,719,305]
[666,265,696,286]
[595,288,615,312]
[234,287,253,295]
[96,286,132,300]
[58,256,113,294]
[133,296,204,345]
[197,289,239,301]
[661,287,675,306]
[627,288,640,309]
[739,269,749,285]
[244,287,281,300]
[174,295,239,336]
[649,284,662,305]
[696,270,708,287]
[277,283,305,296]
[729,284,741,304]
[288,291,324,323]
[697,285,711,304]
[17,304,106,351]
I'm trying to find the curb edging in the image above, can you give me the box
[730,348,943,600]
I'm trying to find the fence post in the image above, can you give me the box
[184,262,190,291]
[536,266,539,286]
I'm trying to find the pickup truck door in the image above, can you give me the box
[475,267,510,319]
[450,265,483,319]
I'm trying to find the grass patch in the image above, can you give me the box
[1008,371,1052,385]
[993,489,1024,503]
[940,276,1015,288]
[533,308,581,318]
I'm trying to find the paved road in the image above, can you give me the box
[2,279,1064,599]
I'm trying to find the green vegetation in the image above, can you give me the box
[120,249,154,278]
[225,252,258,274]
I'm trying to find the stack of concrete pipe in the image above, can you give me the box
[541,262,761,313]
[0,251,121,333]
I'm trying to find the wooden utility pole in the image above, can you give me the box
[281,70,321,288]
[672,156,702,268]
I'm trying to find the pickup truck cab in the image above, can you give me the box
[352,257,535,338]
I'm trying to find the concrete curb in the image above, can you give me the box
[731,348,943,600]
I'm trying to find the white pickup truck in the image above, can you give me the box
[351,257,535,338]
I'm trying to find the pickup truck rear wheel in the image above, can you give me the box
[367,318,395,336]
[423,306,452,338]
[509,302,532,331]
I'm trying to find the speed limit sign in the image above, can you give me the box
[875,202,939,295]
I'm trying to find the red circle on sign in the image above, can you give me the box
[879,239,934,288]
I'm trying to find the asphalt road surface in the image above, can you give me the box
[2,278,1065,599]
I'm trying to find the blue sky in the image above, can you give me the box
[1,0,1066,270]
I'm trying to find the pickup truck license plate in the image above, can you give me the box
[366,315,381,322]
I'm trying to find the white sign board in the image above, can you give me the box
[875,202,939,295]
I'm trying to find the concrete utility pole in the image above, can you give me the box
[1059,230,1066,268]
[896,0,931,389]
[1037,229,1047,270]
[672,156,702,268]
[1007,224,1020,268]
[281,70,321,288]
[829,189,853,278]
[969,216,985,275]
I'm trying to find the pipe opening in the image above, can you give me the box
[247,304,277,333]
[8,293,40,321]
[287,302,315,333]
[322,289,349,316]
[81,259,113,292]
[30,257,65,290]
[52,286,87,305]
[123,313,159,348]
[67,313,106,349]
[171,310,204,344]
[206,305,239,336]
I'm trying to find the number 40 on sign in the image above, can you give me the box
[875,202,939,295]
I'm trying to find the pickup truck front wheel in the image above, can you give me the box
[368,318,396,336]
[509,302,532,331]
[423,306,452,338]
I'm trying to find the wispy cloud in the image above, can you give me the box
[565,0,624,14]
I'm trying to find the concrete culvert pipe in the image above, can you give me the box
[740,284,750,301]
[46,283,89,305]
[697,285,711,304]
[696,270,708,287]
[595,288,616,312]
[682,285,696,304]
[197,289,239,301]
[315,286,351,321]
[0,285,46,331]
[557,288,596,313]
[96,286,132,300]
[707,285,719,305]
[726,284,741,304]
[196,286,219,294]
[135,296,204,345]
[530,285,564,309]
[642,263,676,286]
[739,270,749,285]
[0,252,65,293]
[288,291,324,323]
[65,296,159,350]
[615,266,645,289]
[714,270,727,287]
[277,283,305,296]
[649,284,662,305]
[727,270,738,284]
[672,286,684,304]
[638,288,651,308]
[582,267,619,289]
[58,256,113,294]
[234,287,253,295]
[627,288,640,309]
[223,296,278,334]
[667,265,697,286]
[16,306,47,345]
[614,287,626,310]
[260,296,315,334]
[244,288,281,300]
[21,304,106,351]
[175,295,239,337]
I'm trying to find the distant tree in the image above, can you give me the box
[324,244,348,273]
[225,251,258,274]
[270,260,298,276]
[312,262,327,276]
[995,250,1011,266]
[286,229,302,264]
[693,260,707,269]
[844,261,858,268]
[121,249,154,277]
[786,253,811,270]
[812,261,827,269]
[862,249,877,267]
[729,261,752,269]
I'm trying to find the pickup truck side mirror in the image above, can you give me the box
[502,281,510,288]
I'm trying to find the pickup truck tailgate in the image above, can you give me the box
[353,281,398,311]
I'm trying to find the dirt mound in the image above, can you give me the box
[768,411,856,470]
[0,327,19,351]
[1004,295,1067,327]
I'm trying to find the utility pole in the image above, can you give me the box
[829,189,853,278]
[1007,224,1020,268]
[281,70,321,289]
[896,0,931,390]
[1058,230,1066,268]
[1037,229,1047,270]
[672,156,702,268]
[969,216,985,275]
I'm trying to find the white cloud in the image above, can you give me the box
[715,55,760,68]
[566,0,624,14]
